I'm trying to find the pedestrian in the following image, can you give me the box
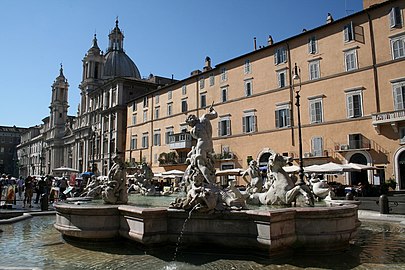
[17,176,24,199]
[24,176,34,208]
[59,177,68,200]
[35,177,46,204]
[0,174,6,203]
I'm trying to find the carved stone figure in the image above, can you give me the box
[80,175,103,199]
[247,153,314,207]
[309,174,332,200]
[185,104,217,184]
[242,160,263,193]
[102,154,128,204]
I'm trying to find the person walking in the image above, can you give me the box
[17,176,25,199]
[24,176,34,208]
[35,177,46,204]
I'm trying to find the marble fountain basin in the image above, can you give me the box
[54,202,360,256]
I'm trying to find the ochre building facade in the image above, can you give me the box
[125,0,405,190]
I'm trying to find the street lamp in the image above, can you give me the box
[92,127,97,173]
[293,63,305,185]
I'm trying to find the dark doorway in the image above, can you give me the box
[349,153,368,186]
[398,151,405,189]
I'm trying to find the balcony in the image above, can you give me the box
[168,132,193,150]
[335,134,371,152]
[372,109,405,134]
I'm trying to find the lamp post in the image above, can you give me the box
[92,127,97,173]
[293,63,305,185]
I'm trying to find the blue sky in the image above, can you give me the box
[0,0,363,128]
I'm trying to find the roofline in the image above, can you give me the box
[127,0,399,104]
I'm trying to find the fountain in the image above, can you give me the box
[54,105,360,256]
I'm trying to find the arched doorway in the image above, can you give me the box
[349,153,368,186]
[398,151,405,190]
[258,152,271,168]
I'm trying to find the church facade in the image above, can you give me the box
[17,20,172,177]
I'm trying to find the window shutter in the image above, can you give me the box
[310,102,316,123]
[312,137,323,156]
[218,121,221,136]
[227,119,231,135]
[394,85,405,110]
[274,50,278,64]
[252,116,257,132]
[275,110,280,128]
[242,117,246,133]
[347,95,354,118]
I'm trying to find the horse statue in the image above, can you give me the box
[247,152,314,207]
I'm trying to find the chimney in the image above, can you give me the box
[203,56,212,72]
[326,13,334,24]
[254,37,257,50]
[268,35,273,46]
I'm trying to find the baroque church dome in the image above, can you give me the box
[103,19,141,79]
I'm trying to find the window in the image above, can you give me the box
[275,104,291,128]
[390,7,403,28]
[277,70,287,88]
[142,133,149,148]
[274,46,287,65]
[153,130,161,146]
[130,135,137,150]
[209,73,215,86]
[218,116,231,136]
[344,22,355,42]
[344,49,358,71]
[221,87,228,102]
[167,103,173,116]
[199,77,205,89]
[244,59,251,74]
[168,90,172,100]
[391,35,405,60]
[155,94,159,104]
[393,80,405,110]
[308,36,317,54]
[309,98,323,124]
[181,99,188,112]
[200,93,207,108]
[182,84,187,95]
[155,107,160,119]
[132,101,137,112]
[311,137,323,157]
[132,113,137,125]
[346,90,363,118]
[221,67,228,82]
[143,110,148,122]
[242,110,257,133]
[245,80,253,97]
[309,60,320,80]
[112,89,117,106]
[165,127,174,144]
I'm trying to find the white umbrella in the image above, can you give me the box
[215,168,244,176]
[282,165,301,173]
[161,170,184,176]
[53,167,80,173]
[346,163,377,171]
[305,162,346,173]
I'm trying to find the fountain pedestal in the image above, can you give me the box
[54,203,360,255]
